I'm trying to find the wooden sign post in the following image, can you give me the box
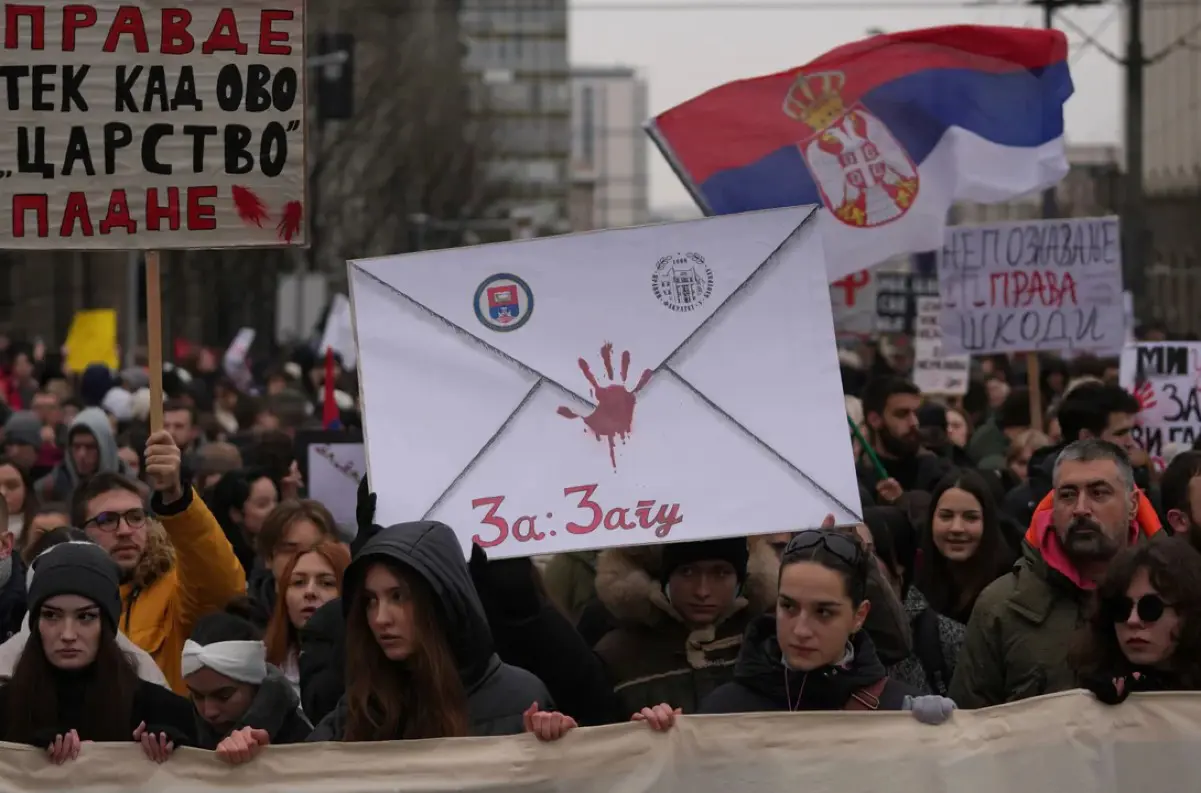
[145,251,165,432]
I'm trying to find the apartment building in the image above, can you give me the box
[570,66,651,231]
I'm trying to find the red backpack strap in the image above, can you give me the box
[844,677,889,711]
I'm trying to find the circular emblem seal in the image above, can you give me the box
[474,273,534,332]
[651,252,714,313]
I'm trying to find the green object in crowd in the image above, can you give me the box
[847,414,889,480]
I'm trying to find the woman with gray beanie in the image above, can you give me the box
[0,542,196,764]
[0,530,168,687]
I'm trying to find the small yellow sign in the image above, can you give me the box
[65,310,119,372]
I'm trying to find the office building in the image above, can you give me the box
[461,0,572,233]
[571,66,651,230]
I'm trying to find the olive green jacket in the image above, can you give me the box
[948,543,1088,709]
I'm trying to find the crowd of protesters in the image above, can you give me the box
[0,332,1196,767]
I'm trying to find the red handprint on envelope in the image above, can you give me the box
[557,343,653,470]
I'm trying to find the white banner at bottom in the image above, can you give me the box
[0,691,1197,792]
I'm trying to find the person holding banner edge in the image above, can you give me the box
[0,542,196,764]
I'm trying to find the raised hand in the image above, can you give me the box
[143,431,183,503]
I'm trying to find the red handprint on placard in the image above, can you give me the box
[230,187,303,241]
[557,343,653,470]
[1134,381,1157,412]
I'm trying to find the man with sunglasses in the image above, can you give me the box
[70,429,247,695]
[950,439,1162,709]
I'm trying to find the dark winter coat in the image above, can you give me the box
[194,665,311,749]
[856,449,953,498]
[307,522,551,741]
[468,547,622,727]
[0,556,27,643]
[298,597,345,726]
[592,544,772,717]
[699,616,917,713]
[0,668,196,748]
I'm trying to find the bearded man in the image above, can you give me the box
[949,439,1162,708]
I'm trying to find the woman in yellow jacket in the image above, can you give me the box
[72,430,248,694]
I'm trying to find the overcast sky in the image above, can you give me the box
[568,0,1123,212]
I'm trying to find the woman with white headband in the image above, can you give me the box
[181,611,311,758]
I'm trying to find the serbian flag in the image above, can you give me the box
[647,26,1073,280]
[322,347,341,430]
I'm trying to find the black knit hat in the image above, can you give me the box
[660,538,749,587]
[28,543,122,632]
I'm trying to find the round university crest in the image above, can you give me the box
[651,252,714,313]
[474,273,534,332]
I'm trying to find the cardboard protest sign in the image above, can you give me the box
[874,270,938,335]
[350,206,861,559]
[1119,342,1201,467]
[0,1,306,248]
[296,429,364,539]
[912,297,969,395]
[937,217,1124,354]
[64,308,118,370]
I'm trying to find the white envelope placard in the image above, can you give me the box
[349,206,862,559]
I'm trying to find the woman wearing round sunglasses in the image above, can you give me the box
[631,529,956,729]
[1071,535,1201,703]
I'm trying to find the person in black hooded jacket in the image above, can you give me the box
[218,521,575,761]
[339,479,623,728]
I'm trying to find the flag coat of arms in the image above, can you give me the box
[646,26,1074,280]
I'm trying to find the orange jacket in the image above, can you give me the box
[121,488,247,694]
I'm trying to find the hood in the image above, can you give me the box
[595,542,770,665]
[1024,488,1162,590]
[343,522,495,689]
[594,542,770,629]
[126,520,176,592]
[65,408,125,483]
[732,614,888,709]
[193,664,306,748]
[2,411,41,448]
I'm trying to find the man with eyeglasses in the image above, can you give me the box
[70,428,247,695]
[950,439,1162,709]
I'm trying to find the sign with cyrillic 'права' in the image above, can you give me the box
[0,0,307,249]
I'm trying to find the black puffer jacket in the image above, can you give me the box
[298,597,345,726]
[699,615,917,713]
[308,522,551,741]
[194,666,311,749]
[0,556,26,643]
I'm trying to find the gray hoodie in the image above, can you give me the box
[35,407,133,502]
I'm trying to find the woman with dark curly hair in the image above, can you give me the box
[1070,535,1201,703]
